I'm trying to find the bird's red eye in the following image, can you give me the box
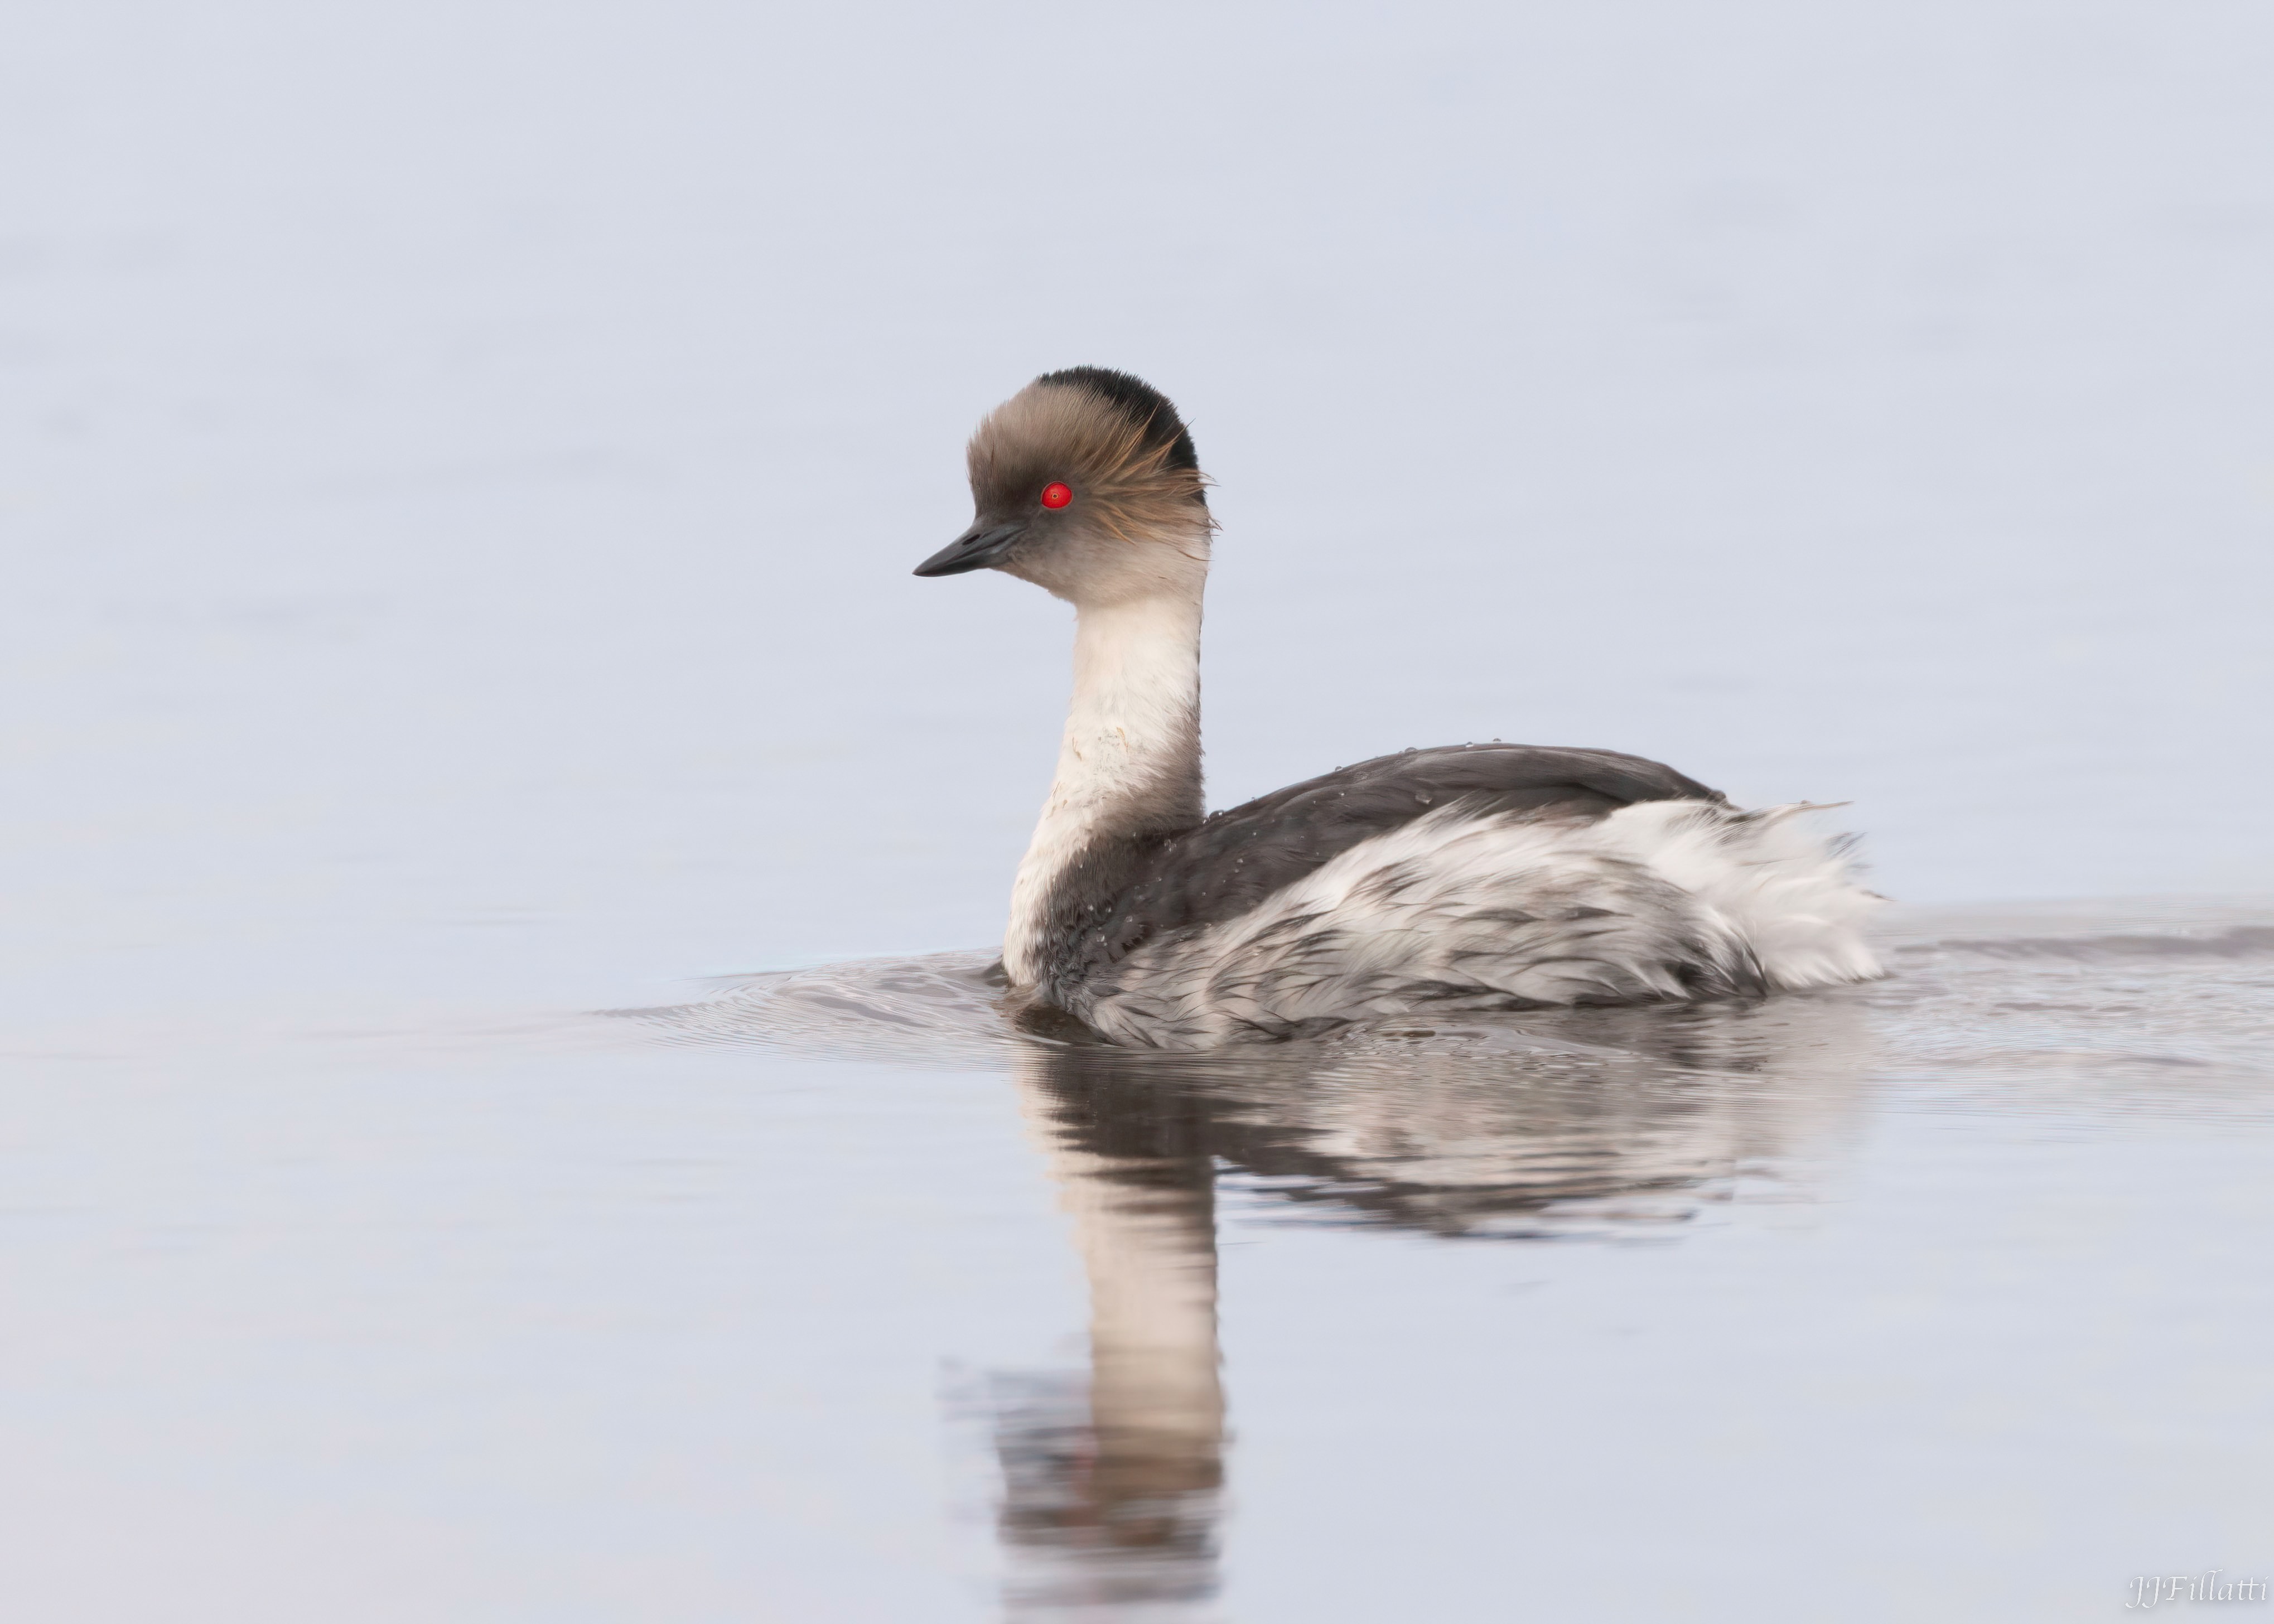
[1040,482,1073,509]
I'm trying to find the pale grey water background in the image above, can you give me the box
[4,2,2272,1619]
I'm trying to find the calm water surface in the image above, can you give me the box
[4,903,2269,1620]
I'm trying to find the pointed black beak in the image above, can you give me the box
[913,521,1026,578]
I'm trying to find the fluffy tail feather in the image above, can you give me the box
[1599,799,1883,992]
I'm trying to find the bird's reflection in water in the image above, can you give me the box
[623,954,1871,1621]
[993,993,1869,1619]
[987,1053,1225,1617]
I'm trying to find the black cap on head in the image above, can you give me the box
[1032,366,1200,477]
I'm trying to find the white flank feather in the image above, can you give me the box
[1071,799,1881,1048]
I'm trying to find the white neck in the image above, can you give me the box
[1003,591,1204,986]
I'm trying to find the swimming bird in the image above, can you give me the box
[915,367,1880,1048]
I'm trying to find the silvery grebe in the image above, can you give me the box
[915,367,1881,1048]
